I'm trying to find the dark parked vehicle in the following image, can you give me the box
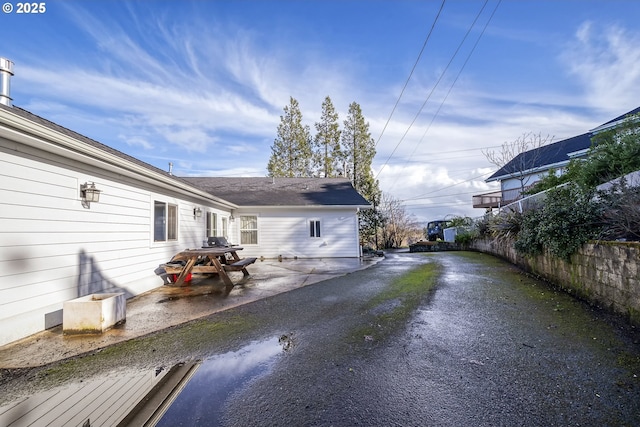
[426,220,451,241]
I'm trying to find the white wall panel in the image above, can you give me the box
[0,143,226,346]
[235,208,360,259]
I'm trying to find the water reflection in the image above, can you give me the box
[156,337,282,427]
[0,337,284,427]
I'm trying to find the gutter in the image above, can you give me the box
[234,204,373,210]
[0,108,238,210]
[485,160,572,183]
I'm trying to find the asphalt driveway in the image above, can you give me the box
[1,251,639,427]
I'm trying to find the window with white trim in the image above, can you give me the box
[309,220,321,238]
[222,217,228,239]
[206,212,218,237]
[154,201,178,242]
[240,215,258,245]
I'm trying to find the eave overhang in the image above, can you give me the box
[0,108,238,210]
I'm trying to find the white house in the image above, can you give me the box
[473,106,640,210]
[184,177,369,259]
[0,58,370,346]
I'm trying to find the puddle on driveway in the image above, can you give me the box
[156,336,284,427]
[0,337,287,427]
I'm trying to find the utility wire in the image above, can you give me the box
[403,189,488,201]
[379,0,502,220]
[387,144,501,161]
[374,0,446,150]
[375,0,491,181]
[401,171,494,201]
[408,0,503,168]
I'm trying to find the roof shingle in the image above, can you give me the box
[183,177,371,207]
[486,133,592,182]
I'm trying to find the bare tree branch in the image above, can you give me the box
[482,132,554,198]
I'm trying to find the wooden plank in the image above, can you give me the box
[163,265,220,275]
[173,257,197,287]
[229,257,257,267]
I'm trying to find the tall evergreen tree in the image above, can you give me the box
[340,101,381,247]
[341,101,377,198]
[267,97,312,177]
[312,96,342,177]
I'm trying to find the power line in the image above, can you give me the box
[379,0,502,221]
[375,0,491,182]
[384,0,502,197]
[374,0,446,150]
[411,0,503,160]
[403,203,471,211]
[401,189,486,202]
[402,171,494,201]
[382,143,501,160]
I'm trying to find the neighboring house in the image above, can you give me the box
[473,106,640,210]
[0,58,370,346]
[184,177,370,259]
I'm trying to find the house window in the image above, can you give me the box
[222,217,228,239]
[206,212,218,237]
[154,201,178,242]
[240,215,258,245]
[310,220,321,238]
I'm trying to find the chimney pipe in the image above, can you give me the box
[0,57,14,107]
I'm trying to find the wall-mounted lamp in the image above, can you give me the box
[80,182,101,208]
[229,211,235,222]
[193,207,202,219]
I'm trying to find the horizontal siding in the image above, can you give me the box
[0,302,62,345]
[235,209,360,259]
[0,144,221,345]
[0,218,148,235]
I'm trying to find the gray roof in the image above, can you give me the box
[594,106,640,129]
[183,177,371,207]
[486,133,592,182]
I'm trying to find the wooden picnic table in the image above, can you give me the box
[162,247,257,290]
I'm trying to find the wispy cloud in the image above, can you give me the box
[562,22,640,114]
[7,2,640,222]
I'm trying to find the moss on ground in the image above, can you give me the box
[35,313,260,385]
[349,260,440,345]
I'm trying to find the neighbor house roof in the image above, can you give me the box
[183,177,371,208]
[590,106,640,133]
[486,106,640,184]
[486,132,592,182]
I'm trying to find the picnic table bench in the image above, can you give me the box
[161,247,257,291]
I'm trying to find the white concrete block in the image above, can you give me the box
[63,293,126,334]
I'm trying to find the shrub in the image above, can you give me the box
[486,210,523,239]
[454,231,476,245]
[597,178,640,241]
[448,216,473,227]
[514,184,602,260]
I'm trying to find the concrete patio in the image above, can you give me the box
[0,256,382,369]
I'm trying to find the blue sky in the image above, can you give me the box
[3,0,640,223]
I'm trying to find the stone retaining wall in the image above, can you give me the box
[470,238,640,325]
[409,241,463,252]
